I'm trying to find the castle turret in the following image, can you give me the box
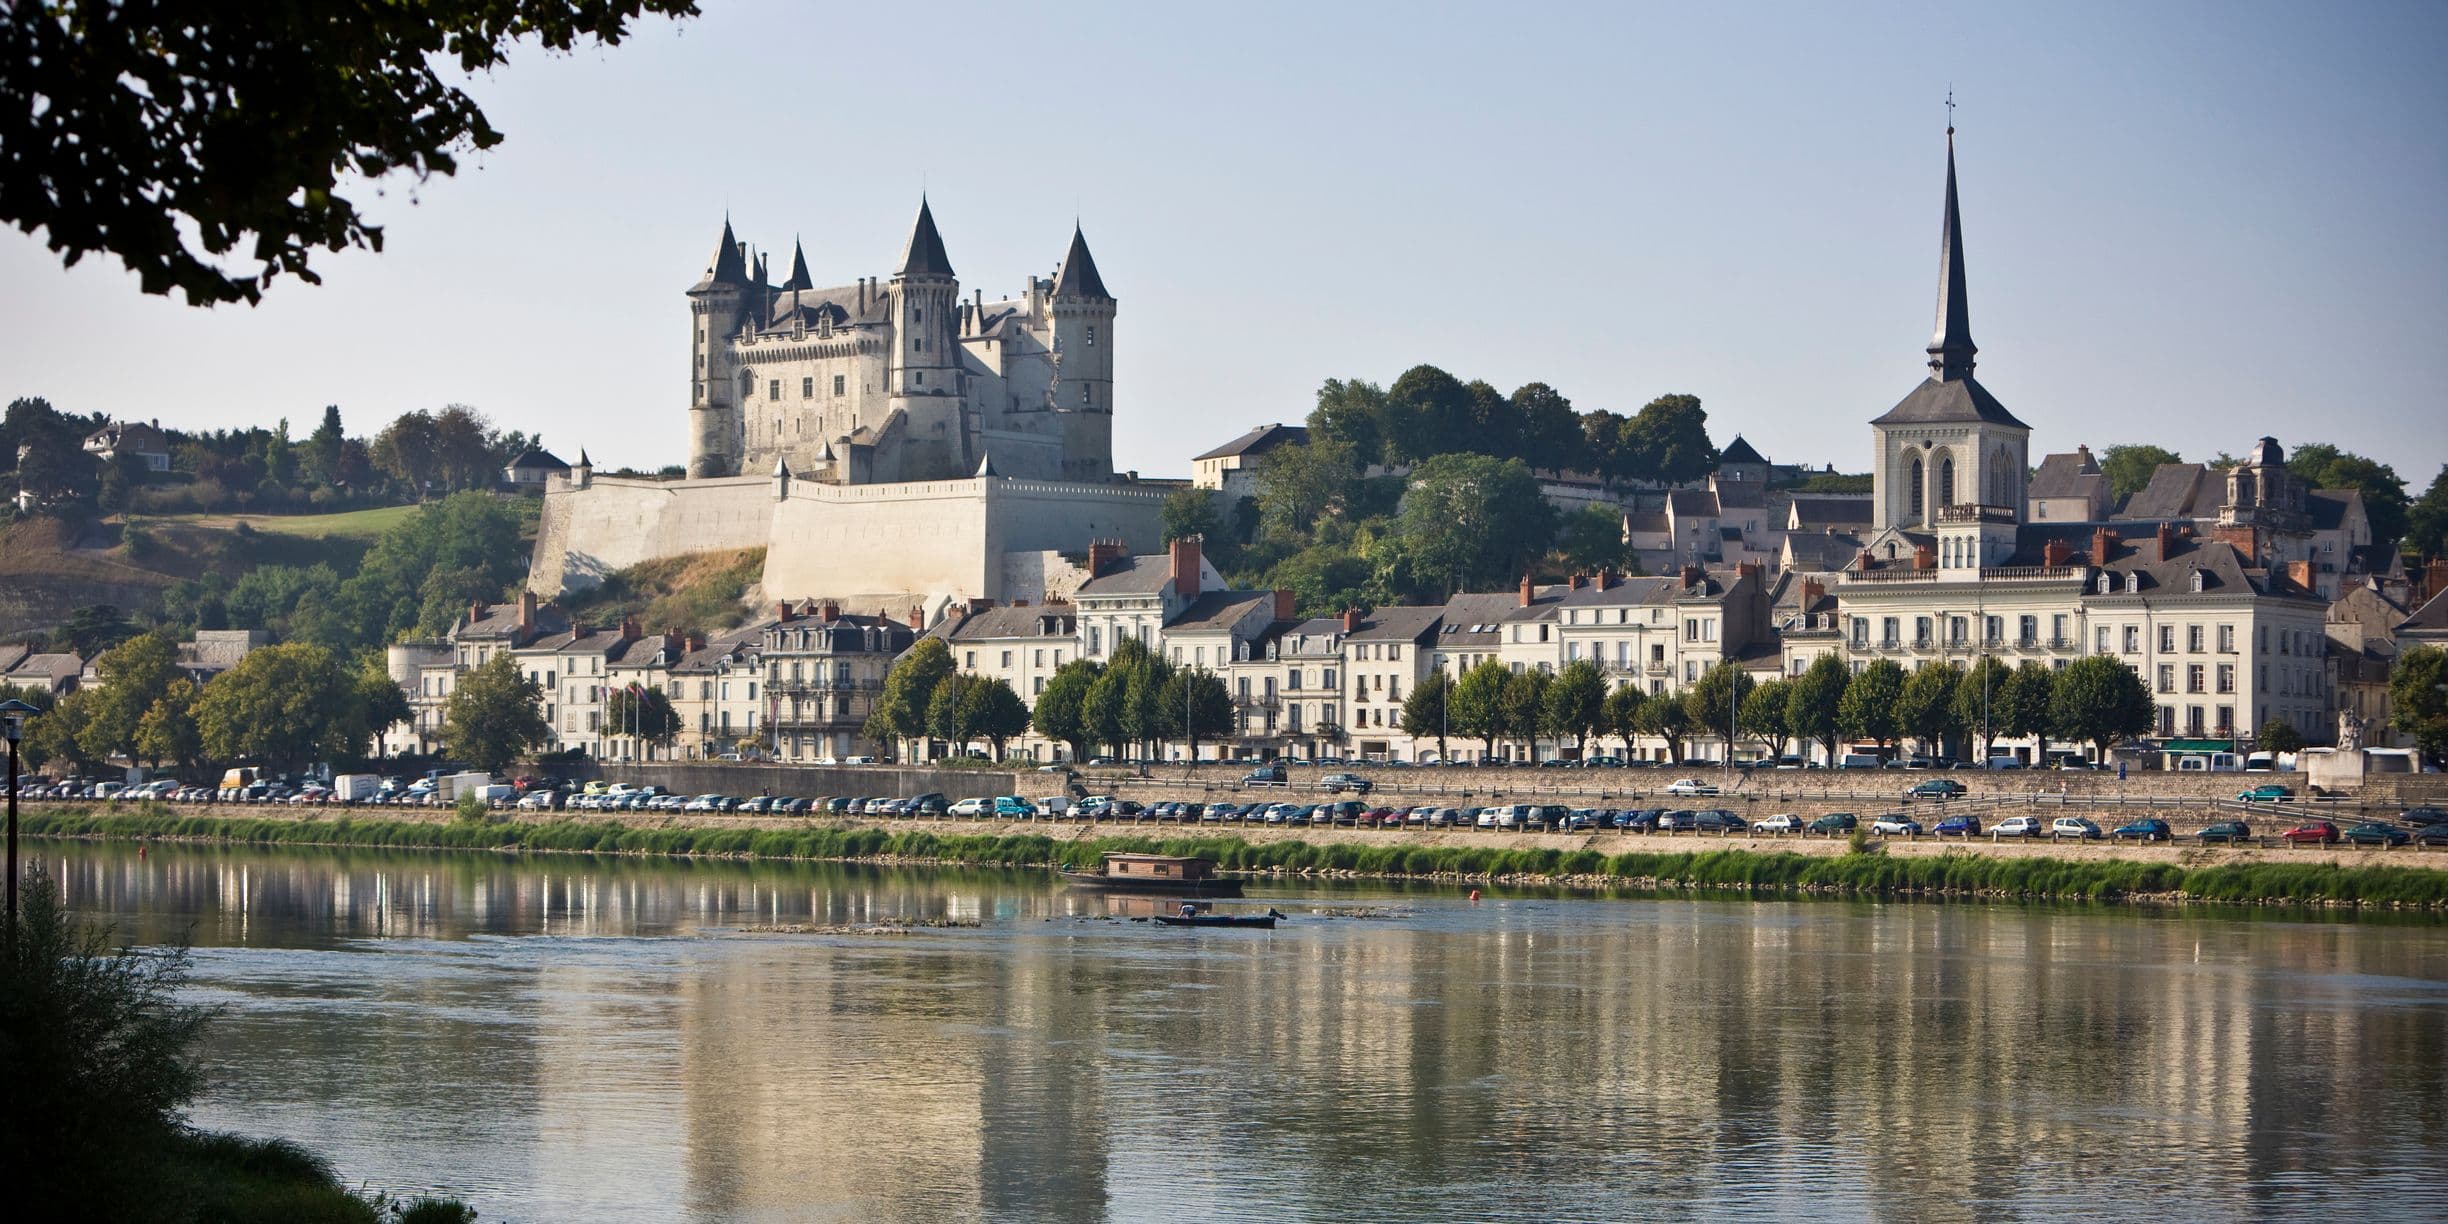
[885,197,966,479]
[1048,223,1116,481]
[687,216,754,478]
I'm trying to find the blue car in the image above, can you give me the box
[1933,814,1983,837]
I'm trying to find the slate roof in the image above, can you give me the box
[8,653,84,684]
[782,239,813,292]
[1667,490,1719,517]
[508,448,569,472]
[456,601,568,646]
[940,603,1077,642]
[671,627,765,675]
[2084,535,2286,598]
[1622,511,1670,535]
[1783,531,1864,572]
[1344,605,1443,643]
[1075,555,1178,598]
[0,643,27,674]
[1718,435,1766,465]
[1050,225,1111,300]
[2400,588,2448,637]
[1554,576,1686,610]
[2116,463,2214,521]
[1165,591,1275,634]
[1192,423,1309,462]
[1870,376,2028,429]
[2029,451,2105,500]
[1788,495,1873,530]
[1712,482,1766,510]
[2306,488,2361,532]
[1434,592,1529,648]
[896,198,954,278]
[691,216,752,291]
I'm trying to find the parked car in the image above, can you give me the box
[1655,810,1699,832]
[2344,821,2409,847]
[1615,808,1661,832]
[1992,815,2044,838]
[1663,778,1719,797]
[2195,820,2254,844]
[2281,821,2341,845]
[2399,807,2446,827]
[2111,818,2172,841]
[1808,812,1858,834]
[2411,824,2448,846]
[1318,772,1373,794]
[1693,809,1746,832]
[2050,816,2103,841]
[1933,814,1983,837]
[1243,764,1288,787]
[2236,784,2294,803]
[1870,813,1922,836]
[1904,778,1967,802]
[948,796,991,817]
[1752,813,1804,834]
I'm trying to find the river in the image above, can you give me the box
[37,841,2448,1222]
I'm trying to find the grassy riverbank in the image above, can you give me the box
[28,806,2448,909]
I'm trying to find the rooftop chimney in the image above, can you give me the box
[2155,521,2175,563]
[1912,545,1935,572]
[1519,573,1537,607]
[776,601,796,624]
[819,601,841,623]
[967,597,994,614]
[1680,565,1705,588]
[1801,577,1826,608]
[909,604,926,631]
[2043,538,2073,568]
[2091,527,2118,565]
[1341,607,1362,633]
[1854,548,1874,572]
[1274,588,1296,622]
[1596,566,1616,590]
[1568,572,1588,590]
[1087,538,1126,578]
[518,590,537,637]
[1169,536,1202,599]
[685,633,706,653]
[619,617,641,642]
[468,600,487,624]
[1737,561,1762,583]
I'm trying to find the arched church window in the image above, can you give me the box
[1908,458,1924,518]
[1939,456,1956,509]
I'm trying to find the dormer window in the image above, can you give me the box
[2098,573,2114,595]
[2126,572,2142,594]
[2190,569,2207,593]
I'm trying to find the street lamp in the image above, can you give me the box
[2,697,39,925]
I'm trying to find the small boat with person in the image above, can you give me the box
[1059,853,1244,897]
[1154,903,1285,929]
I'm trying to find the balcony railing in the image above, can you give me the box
[1840,569,1940,583]
[1937,502,2020,524]
[770,677,880,695]
[2049,636,2081,652]
[1233,695,1279,710]
[1645,661,1672,675]
[1978,566,2081,581]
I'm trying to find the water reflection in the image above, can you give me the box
[41,844,2448,1223]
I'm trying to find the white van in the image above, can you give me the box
[1838,753,1883,770]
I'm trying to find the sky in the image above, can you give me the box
[3,0,2443,486]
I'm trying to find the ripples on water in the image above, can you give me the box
[37,843,2448,1223]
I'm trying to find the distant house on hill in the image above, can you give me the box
[503,445,572,492]
[82,420,171,472]
[1191,424,1308,500]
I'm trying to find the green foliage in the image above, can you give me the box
[604,684,681,746]
[1161,488,1222,547]
[2390,646,2448,766]
[23,687,100,773]
[1,1,700,305]
[1556,504,1630,573]
[79,629,182,764]
[1498,667,1551,755]
[1635,689,1690,760]
[1306,377,1387,464]
[1399,667,1453,760]
[303,491,526,652]
[57,603,137,657]
[2255,716,2304,755]
[1837,659,1907,751]
[1683,662,1752,752]
[1031,659,1101,760]
[193,642,366,772]
[2100,444,2182,500]
[135,677,206,776]
[1786,471,1873,494]
[453,791,489,824]
[962,676,1035,759]
[1616,393,1717,485]
[2286,443,2411,549]
[561,547,765,637]
[1603,682,1647,757]
[440,652,548,773]
[1394,452,1557,600]
[2406,464,2448,561]
[1252,438,1364,545]
[1157,669,1234,757]
[1953,656,2014,759]
[1741,677,1791,758]
[1449,658,1510,758]
[1544,660,1607,751]
[1895,662,1965,755]
[873,638,953,747]
[1997,661,2058,759]
[1786,654,1849,763]
[2050,654,2154,754]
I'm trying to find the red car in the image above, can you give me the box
[2281,821,2341,845]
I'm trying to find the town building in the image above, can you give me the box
[81,419,171,472]
[762,601,916,763]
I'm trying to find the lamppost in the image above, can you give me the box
[2,698,39,925]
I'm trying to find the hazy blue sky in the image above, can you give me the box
[3,0,2442,485]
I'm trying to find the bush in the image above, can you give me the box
[452,792,489,824]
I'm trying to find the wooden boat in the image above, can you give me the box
[1059,852,1244,897]
[1155,909,1283,929]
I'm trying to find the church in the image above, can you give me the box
[685,200,1116,485]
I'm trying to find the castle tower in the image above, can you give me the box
[1048,224,1117,481]
[884,198,965,479]
[1869,125,2029,539]
[686,216,754,478]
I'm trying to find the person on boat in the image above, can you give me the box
[1181,902,1198,918]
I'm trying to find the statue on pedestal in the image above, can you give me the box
[2337,708,2364,753]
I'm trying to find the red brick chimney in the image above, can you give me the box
[1274,588,1296,622]
[2043,538,2073,568]
[1169,536,1202,599]
[967,597,994,614]
[518,590,537,637]
[1737,561,1762,583]
[2427,558,2448,603]
[618,616,641,642]
[1341,607,1362,633]
[2091,527,2118,565]
[1912,545,1935,571]
[467,600,487,624]
[1596,566,1615,590]
[2286,560,2315,592]
[1854,548,1874,571]
[685,633,706,653]
[1568,572,1588,590]
[1519,573,1537,606]
[2211,523,2257,566]
[776,600,796,624]
[2155,521,2175,562]
[908,604,926,631]
[1087,538,1126,578]
[1801,577,1826,608]
[818,600,839,623]
[1679,565,1704,588]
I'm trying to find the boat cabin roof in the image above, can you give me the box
[1102,852,1217,878]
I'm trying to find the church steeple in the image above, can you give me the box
[782,237,813,291]
[1927,127,1977,381]
[895,196,955,279]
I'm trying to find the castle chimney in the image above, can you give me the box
[2043,538,2073,568]
[1519,573,1537,607]
[1087,538,1126,579]
[1341,607,1362,633]
[1169,536,1202,599]
[1274,589,1296,622]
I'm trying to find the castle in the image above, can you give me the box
[685,200,1116,485]
[527,200,1165,609]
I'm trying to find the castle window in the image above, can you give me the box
[768,380,780,401]
[914,371,925,387]
[1086,324,1096,347]
[834,375,845,396]
[801,377,813,398]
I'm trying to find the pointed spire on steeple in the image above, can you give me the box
[895,196,955,278]
[782,237,813,291]
[702,215,750,287]
[1927,125,1977,381]
[1050,223,1111,301]
[818,438,837,464]
[974,451,999,478]
[773,455,792,479]
[577,448,592,469]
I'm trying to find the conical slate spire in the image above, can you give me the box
[1050,223,1111,300]
[974,451,999,478]
[896,197,955,278]
[782,238,813,291]
[705,215,750,286]
[1926,128,1977,381]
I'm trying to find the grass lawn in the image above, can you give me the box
[148,504,423,540]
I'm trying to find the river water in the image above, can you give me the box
[37,842,2448,1222]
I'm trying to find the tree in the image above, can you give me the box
[1449,659,1511,761]
[1544,661,1608,758]
[1253,438,1363,544]
[25,689,102,775]
[339,653,411,758]
[1996,661,2058,764]
[194,642,357,772]
[1510,382,1583,473]
[1742,677,1791,760]
[1603,683,1647,760]
[2050,655,2154,758]
[78,630,182,765]
[2405,464,2448,561]
[1307,377,1387,464]
[1952,656,2014,761]
[0,1,700,306]
[1081,666,1129,758]
[2389,646,2448,767]
[431,404,501,493]
[370,410,444,496]
[873,638,953,753]
[1617,394,1715,484]
[1499,669,1552,759]
[1895,662,1965,757]
[2100,444,2181,500]
[1395,452,1558,600]
[1684,662,1754,761]
[963,677,1033,761]
[1399,668,1454,763]
[1635,691,1691,762]
[1556,504,1630,574]
[1380,364,1474,464]
[1114,642,1174,759]
[1032,660,1102,761]
[1157,669,1233,760]
[437,652,549,773]
[925,672,979,755]
[57,604,137,658]
[134,679,205,777]
[2255,717,2305,756]
[1785,655,1849,765]
[1837,659,1907,757]
[1579,409,1625,483]
[605,684,681,750]
[2285,443,2411,548]
[1161,488,1221,546]
[302,405,346,487]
